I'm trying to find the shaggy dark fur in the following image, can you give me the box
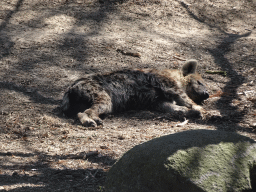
[62,60,209,127]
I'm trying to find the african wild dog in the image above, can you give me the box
[61,60,209,127]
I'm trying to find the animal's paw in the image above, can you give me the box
[194,109,222,120]
[78,112,99,127]
[93,117,103,126]
[185,105,204,118]
[203,110,222,120]
[187,105,220,120]
[199,110,208,120]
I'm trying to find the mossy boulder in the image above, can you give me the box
[105,130,256,192]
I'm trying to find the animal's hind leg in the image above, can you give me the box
[78,91,112,127]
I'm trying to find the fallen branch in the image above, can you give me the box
[205,70,227,76]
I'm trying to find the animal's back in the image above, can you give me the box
[93,69,163,111]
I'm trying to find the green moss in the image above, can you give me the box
[105,130,256,192]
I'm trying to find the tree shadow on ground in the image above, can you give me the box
[0,0,130,129]
[0,0,23,60]
[0,0,127,100]
[0,1,255,191]
[179,0,254,132]
[0,81,60,105]
[0,151,115,192]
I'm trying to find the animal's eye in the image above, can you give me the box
[197,80,203,85]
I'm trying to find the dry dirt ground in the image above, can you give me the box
[0,0,255,191]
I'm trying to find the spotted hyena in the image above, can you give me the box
[61,60,209,127]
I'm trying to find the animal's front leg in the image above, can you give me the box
[164,89,206,118]
[78,92,112,127]
[175,92,221,120]
[154,101,189,114]
[172,91,195,109]
[77,112,99,127]
[154,101,202,118]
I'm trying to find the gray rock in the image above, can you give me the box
[105,130,256,192]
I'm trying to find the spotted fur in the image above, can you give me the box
[62,60,209,127]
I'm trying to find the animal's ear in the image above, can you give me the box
[182,59,198,76]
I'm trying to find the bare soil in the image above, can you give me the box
[0,0,255,191]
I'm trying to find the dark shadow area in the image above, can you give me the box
[61,107,201,128]
[111,109,192,123]
[0,168,105,191]
[246,165,256,192]
[0,81,60,105]
[206,32,252,129]
[0,151,116,191]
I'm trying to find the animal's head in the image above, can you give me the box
[182,60,209,104]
